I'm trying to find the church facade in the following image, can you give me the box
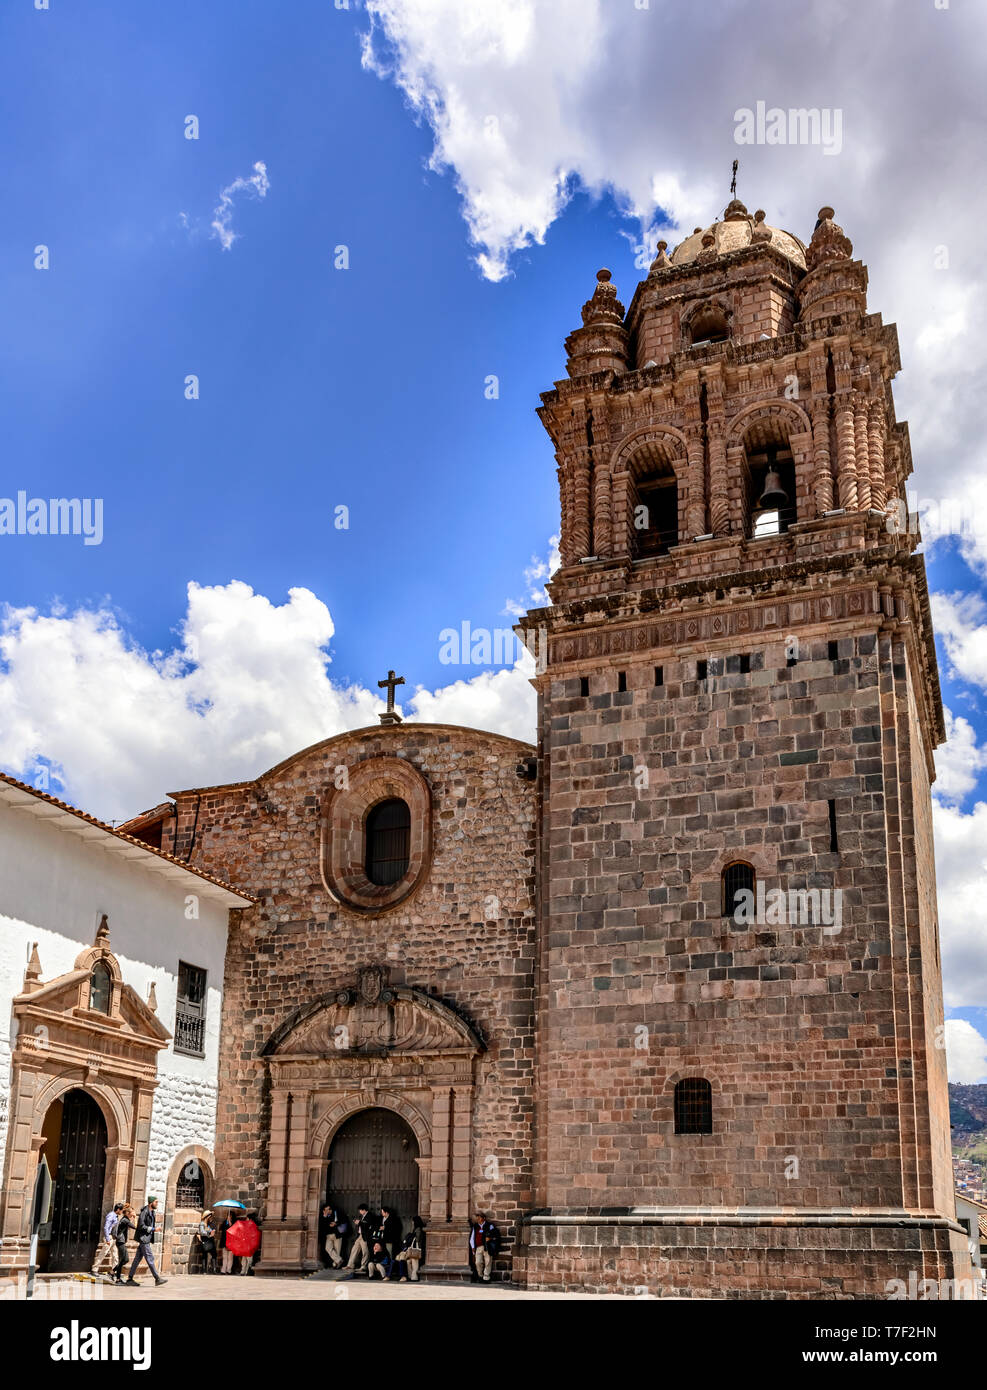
[121,197,971,1297]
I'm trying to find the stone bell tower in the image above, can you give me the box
[515,199,972,1297]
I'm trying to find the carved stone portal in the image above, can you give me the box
[257,972,483,1275]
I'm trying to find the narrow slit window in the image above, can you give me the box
[697,660,708,681]
[654,666,664,687]
[739,653,751,674]
[674,1078,713,1135]
[722,861,755,920]
[828,640,839,661]
[580,676,590,697]
[828,799,839,853]
[617,671,627,693]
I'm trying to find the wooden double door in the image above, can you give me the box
[327,1108,419,1235]
[46,1089,108,1273]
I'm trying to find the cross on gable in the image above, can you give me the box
[377,669,405,725]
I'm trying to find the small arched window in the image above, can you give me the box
[176,1159,205,1209]
[674,1078,713,1135]
[365,798,411,886]
[721,861,755,921]
[89,961,111,1013]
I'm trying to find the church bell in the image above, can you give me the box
[757,468,789,509]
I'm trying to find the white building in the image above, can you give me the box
[0,772,251,1276]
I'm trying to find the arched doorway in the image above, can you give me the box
[44,1089,108,1273]
[327,1108,419,1233]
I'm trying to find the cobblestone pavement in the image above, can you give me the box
[2,1273,624,1301]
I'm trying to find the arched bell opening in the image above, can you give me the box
[742,420,798,537]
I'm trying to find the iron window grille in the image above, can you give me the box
[175,961,207,1057]
[365,798,411,886]
[175,1160,205,1209]
[674,1078,713,1135]
[721,861,755,920]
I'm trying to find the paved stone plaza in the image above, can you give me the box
[5,1274,620,1302]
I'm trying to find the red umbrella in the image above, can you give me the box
[224,1219,260,1257]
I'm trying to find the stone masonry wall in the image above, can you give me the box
[537,629,913,1213]
[169,725,537,1268]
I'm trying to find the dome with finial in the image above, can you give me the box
[669,199,807,270]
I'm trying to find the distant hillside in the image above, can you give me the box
[950,1083,987,1164]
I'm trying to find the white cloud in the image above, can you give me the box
[934,708,987,805]
[360,0,987,563]
[409,656,535,742]
[0,566,543,824]
[932,797,987,1011]
[931,592,987,691]
[944,1018,987,1085]
[503,532,560,617]
[210,160,270,251]
[0,582,377,823]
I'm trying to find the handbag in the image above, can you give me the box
[404,1242,422,1260]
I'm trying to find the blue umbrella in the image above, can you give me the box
[212,1200,246,1209]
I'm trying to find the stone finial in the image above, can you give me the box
[695,231,718,265]
[95,913,110,947]
[23,942,43,991]
[579,268,625,326]
[723,197,749,221]
[147,981,158,1013]
[806,205,853,270]
[751,209,771,242]
[648,239,672,273]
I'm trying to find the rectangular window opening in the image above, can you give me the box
[828,799,839,853]
[739,653,751,674]
[617,670,627,693]
[697,659,708,681]
[580,676,589,697]
[828,640,839,661]
[175,961,207,1057]
[654,666,663,687]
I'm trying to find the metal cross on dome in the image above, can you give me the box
[377,668,405,726]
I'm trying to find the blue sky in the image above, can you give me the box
[0,0,572,685]
[1,1,986,1076]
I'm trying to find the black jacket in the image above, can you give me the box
[136,1206,156,1244]
[470,1220,499,1255]
[378,1213,402,1248]
[115,1216,133,1247]
[356,1211,377,1243]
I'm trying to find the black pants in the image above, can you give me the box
[113,1242,128,1280]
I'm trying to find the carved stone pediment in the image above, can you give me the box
[15,974,170,1050]
[264,983,484,1059]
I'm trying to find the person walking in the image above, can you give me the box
[345,1203,375,1272]
[94,1203,122,1274]
[365,1239,392,1280]
[321,1204,346,1268]
[218,1211,237,1274]
[468,1211,500,1284]
[394,1216,426,1283]
[197,1211,218,1274]
[112,1204,135,1284]
[124,1197,168,1287]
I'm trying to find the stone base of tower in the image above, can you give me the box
[515,1212,978,1299]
